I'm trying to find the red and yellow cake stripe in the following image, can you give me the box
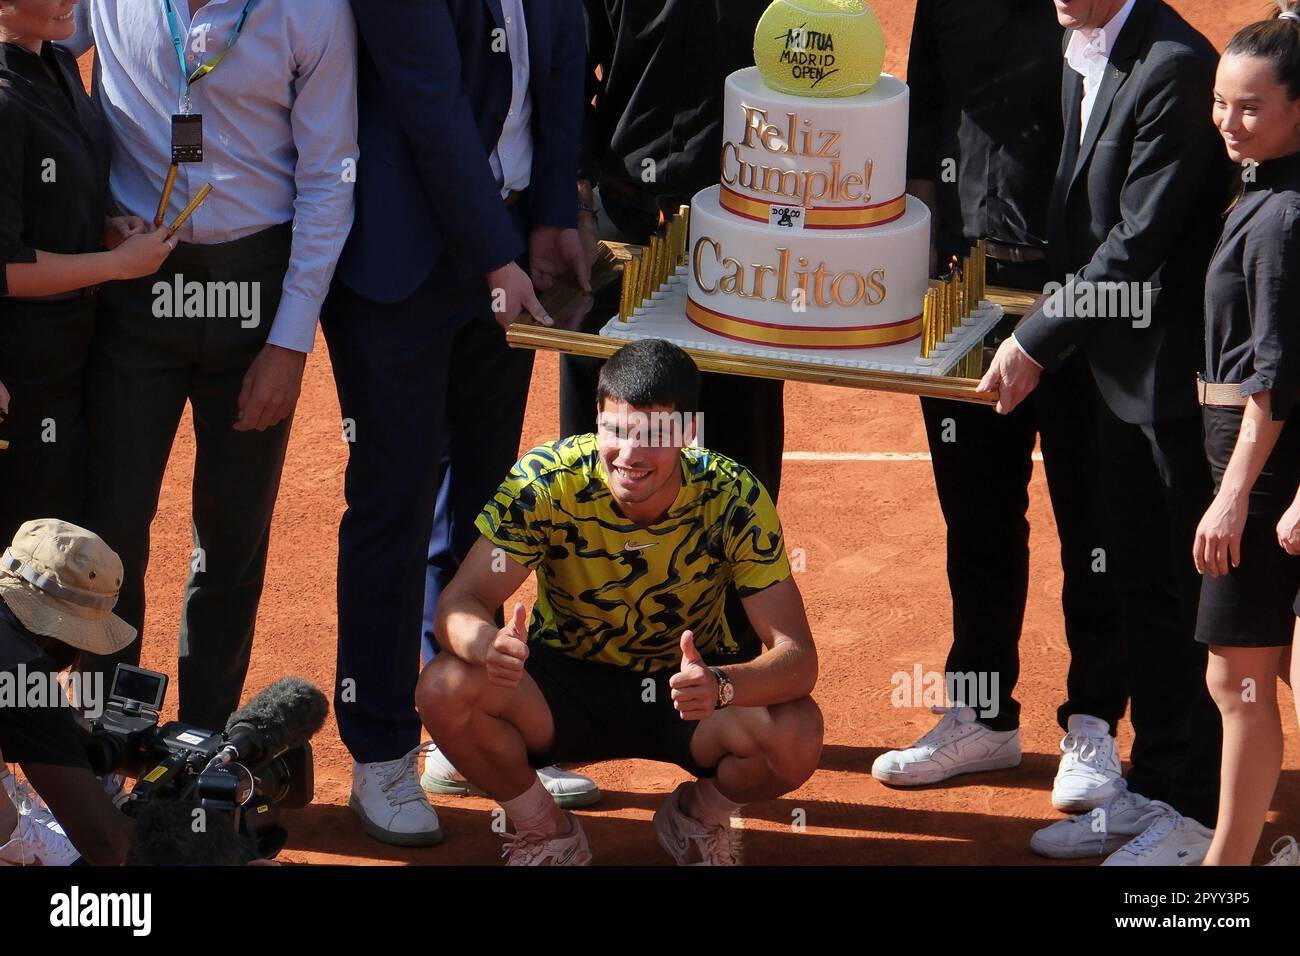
[686,298,921,350]
[719,185,907,230]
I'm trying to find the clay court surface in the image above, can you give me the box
[78,1,1300,865]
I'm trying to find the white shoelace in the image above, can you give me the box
[1123,802,1182,856]
[913,706,971,748]
[1059,730,1112,771]
[376,742,438,807]
[1267,836,1299,866]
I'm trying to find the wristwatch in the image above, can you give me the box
[708,666,734,709]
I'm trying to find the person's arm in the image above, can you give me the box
[1193,392,1285,576]
[1199,201,1300,573]
[20,763,133,865]
[263,1,358,356]
[1015,49,1222,368]
[349,0,524,275]
[435,536,533,665]
[232,1,358,433]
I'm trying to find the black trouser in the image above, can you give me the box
[0,295,97,543]
[921,352,1124,733]
[920,256,1123,734]
[1086,377,1220,823]
[560,186,785,661]
[82,225,294,731]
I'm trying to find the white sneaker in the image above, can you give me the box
[501,812,592,866]
[0,774,80,866]
[653,782,739,866]
[871,706,1022,786]
[1101,802,1213,866]
[420,745,601,808]
[349,743,443,847]
[1030,781,1152,859]
[1265,836,1299,866]
[0,813,82,866]
[1052,714,1123,812]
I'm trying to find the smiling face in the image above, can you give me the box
[1214,52,1300,165]
[0,0,79,47]
[1052,0,1126,31]
[596,399,696,523]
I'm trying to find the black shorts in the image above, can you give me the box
[523,641,718,779]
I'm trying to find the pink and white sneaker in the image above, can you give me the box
[653,782,738,866]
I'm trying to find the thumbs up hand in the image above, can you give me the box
[485,601,530,689]
[669,630,718,721]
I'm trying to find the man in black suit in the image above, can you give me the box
[980,0,1227,864]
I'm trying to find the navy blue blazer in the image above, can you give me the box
[339,0,584,304]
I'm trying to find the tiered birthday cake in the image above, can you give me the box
[683,1,931,350]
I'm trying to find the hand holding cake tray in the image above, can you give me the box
[578,0,1008,404]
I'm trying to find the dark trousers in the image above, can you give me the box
[82,225,294,731]
[323,227,534,763]
[1086,377,1220,823]
[921,352,1124,733]
[0,296,97,543]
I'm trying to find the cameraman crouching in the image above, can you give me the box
[0,519,137,865]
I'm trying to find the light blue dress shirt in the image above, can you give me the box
[68,0,358,353]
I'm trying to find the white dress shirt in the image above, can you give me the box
[489,0,533,197]
[67,0,358,353]
[1065,0,1138,142]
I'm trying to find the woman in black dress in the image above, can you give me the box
[0,0,174,541]
[1193,4,1300,866]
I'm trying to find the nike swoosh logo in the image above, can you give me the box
[624,542,657,551]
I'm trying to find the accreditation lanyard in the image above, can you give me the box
[163,0,259,115]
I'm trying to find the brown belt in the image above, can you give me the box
[983,240,1048,264]
[1197,376,1247,408]
[504,188,528,208]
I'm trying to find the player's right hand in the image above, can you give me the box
[485,601,530,688]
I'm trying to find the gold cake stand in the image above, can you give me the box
[508,241,1037,406]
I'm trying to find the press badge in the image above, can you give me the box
[171,113,204,164]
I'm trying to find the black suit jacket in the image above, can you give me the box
[1015,0,1228,424]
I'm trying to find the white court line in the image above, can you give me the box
[782,451,1044,462]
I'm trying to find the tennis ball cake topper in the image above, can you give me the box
[754,0,886,98]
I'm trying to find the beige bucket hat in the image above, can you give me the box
[0,519,137,654]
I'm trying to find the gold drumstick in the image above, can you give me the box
[166,183,214,240]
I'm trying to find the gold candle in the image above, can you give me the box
[155,164,179,228]
[976,239,987,303]
[166,182,214,239]
[920,288,933,358]
[618,254,633,321]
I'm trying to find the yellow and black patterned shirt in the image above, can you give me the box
[476,434,790,673]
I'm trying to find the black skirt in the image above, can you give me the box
[1195,405,1300,647]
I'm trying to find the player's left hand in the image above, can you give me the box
[977,337,1042,415]
[529,225,591,294]
[670,630,718,721]
[235,344,306,432]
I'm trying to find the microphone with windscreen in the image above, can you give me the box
[207,677,330,770]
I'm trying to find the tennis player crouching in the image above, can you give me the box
[417,339,822,865]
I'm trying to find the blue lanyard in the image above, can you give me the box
[163,0,260,112]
